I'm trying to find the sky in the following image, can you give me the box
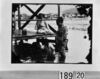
[15,4,76,15]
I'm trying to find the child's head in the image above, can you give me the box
[37,13,45,20]
[56,17,63,28]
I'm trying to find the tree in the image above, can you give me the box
[76,4,92,17]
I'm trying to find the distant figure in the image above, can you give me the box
[35,13,50,34]
[55,17,68,63]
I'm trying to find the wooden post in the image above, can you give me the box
[18,4,22,35]
[12,12,16,33]
[58,4,60,17]
[18,4,21,29]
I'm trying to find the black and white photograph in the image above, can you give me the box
[11,3,92,64]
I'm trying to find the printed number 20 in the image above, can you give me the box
[76,72,85,79]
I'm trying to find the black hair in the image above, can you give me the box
[56,17,63,23]
[37,13,45,19]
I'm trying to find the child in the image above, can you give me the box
[55,17,68,63]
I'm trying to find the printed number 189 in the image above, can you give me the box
[61,72,73,79]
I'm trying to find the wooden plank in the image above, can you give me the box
[24,4,35,14]
[21,4,45,29]
[48,24,57,34]
[12,34,55,40]
[15,19,57,21]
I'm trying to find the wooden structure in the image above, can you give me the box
[12,4,61,42]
